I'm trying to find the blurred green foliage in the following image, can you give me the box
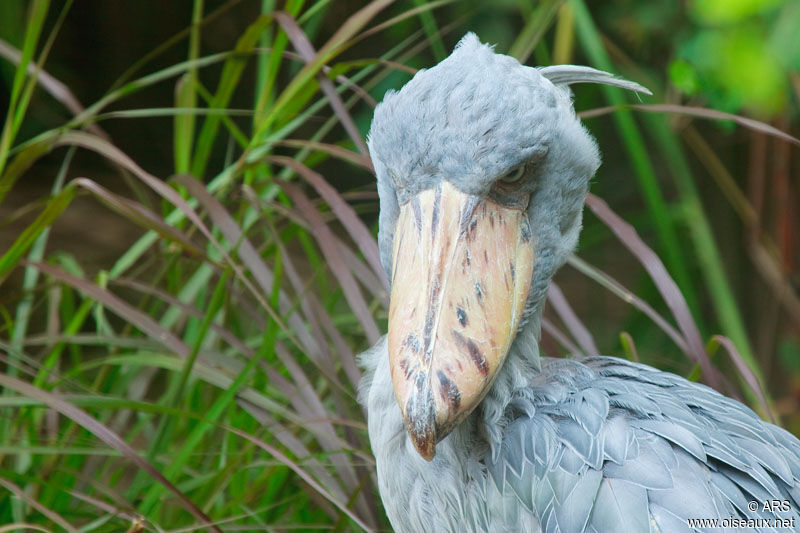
[673,0,800,115]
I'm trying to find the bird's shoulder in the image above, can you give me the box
[485,355,800,532]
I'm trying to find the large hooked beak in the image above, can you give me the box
[388,181,534,460]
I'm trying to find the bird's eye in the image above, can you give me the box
[500,165,525,183]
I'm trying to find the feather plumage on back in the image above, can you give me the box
[360,34,800,532]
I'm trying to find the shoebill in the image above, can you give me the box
[359,34,800,532]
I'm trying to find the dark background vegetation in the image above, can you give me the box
[0,0,798,530]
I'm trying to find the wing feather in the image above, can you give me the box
[588,478,649,532]
[631,418,707,463]
[487,356,800,532]
[555,468,602,532]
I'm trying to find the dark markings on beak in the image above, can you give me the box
[422,321,434,364]
[452,329,489,376]
[456,306,467,327]
[399,356,410,378]
[431,183,442,239]
[407,372,433,417]
[405,370,436,457]
[411,197,423,238]
[404,333,421,353]
[521,217,532,243]
[467,219,478,241]
[436,370,461,411]
[458,195,481,237]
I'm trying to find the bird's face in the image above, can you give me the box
[368,34,647,460]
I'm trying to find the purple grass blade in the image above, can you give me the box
[28,261,190,358]
[173,174,337,376]
[270,156,386,287]
[74,178,206,259]
[66,490,138,523]
[247,187,387,305]
[567,256,689,353]
[272,48,378,107]
[261,216,363,389]
[276,139,373,171]
[0,374,221,532]
[275,12,369,156]
[585,193,723,390]
[278,180,381,343]
[226,425,375,532]
[579,104,800,146]
[547,282,599,355]
[54,133,296,345]
[542,317,583,356]
[0,477,80,532]
[237,403,350,523]
[709,335,775,423]
[0,38,108,139]
[113,277,256,359]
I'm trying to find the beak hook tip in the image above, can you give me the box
[409,430,437,461]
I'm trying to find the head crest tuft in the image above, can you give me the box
[538,65,652,95]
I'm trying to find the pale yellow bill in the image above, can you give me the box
[388,181,534,460]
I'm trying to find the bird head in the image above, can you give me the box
[368,33,649,461]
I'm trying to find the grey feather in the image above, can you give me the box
[630,418,707,463]
[736,436,794,484]
[650,503,692,533]
[588,478,649,532]
[709,470,751,516]
[603,436,674,490]
[555,468,602,532]
[556,418,601,469]
[538,64,653,95]
[508,460,535,511]
[556,446,582,475]
[361,33,800,532]
[599,416,630,465]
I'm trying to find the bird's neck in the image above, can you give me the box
[473,311,543,457]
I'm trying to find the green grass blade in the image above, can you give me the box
[138,270,231,513]
[571,0,703,325]
[642,114,762,391]
[9,146,75,359]
[509,0,562,63]
[191,15,274,177]
[0,185,76,287]
[137,276,264,515]
[0,373,220,531]
[0,0,50,177]
[173,0,204,174]
[411,0,446,61]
